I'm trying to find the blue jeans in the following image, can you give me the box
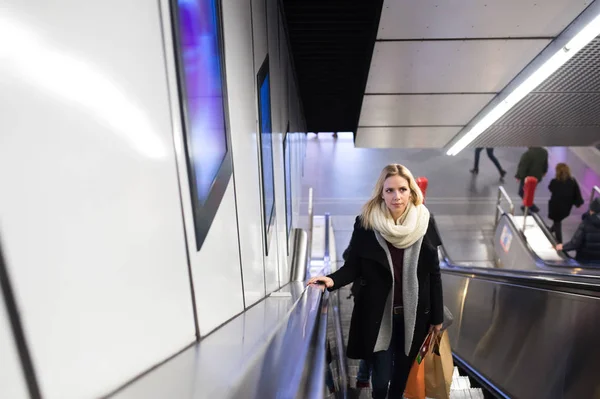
[370,313,417,399]
[474,147,504,174]
[357,358,371,382]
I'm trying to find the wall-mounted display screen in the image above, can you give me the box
[258,58,275,254]
[172,0,232,250]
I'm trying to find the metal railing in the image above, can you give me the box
[495,185,514,224]
[590,185,600,205]
[291,187,313,282]
[323,213,349,399]
[251,186,327,398]
[306,187,314,281]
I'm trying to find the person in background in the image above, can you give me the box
[556,198,600,265]
[470,147,507,181]
[547,163,584,243]
[308,164,444,399]
[515,146,549,213]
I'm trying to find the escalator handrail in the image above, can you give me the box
[436,207,600,275]
[324,213,349,399]
[503,210,572,265]
[502,210,600,271]
[439,244,600,293]
[590,185,600,205]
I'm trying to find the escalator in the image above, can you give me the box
[437,190,600,398]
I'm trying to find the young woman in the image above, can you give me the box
[548,163,584,243]
[308,164,444,398]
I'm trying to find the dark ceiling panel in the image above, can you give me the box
[282,0,384,133]
[470,37,600,148]
[537,38,600,92]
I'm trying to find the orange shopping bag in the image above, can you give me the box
[404,359,425,399]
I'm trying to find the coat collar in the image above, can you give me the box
[360,230,390,268]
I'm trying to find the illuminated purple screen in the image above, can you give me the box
[177,0,227,204]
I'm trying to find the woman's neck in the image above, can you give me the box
[390,206,407,221]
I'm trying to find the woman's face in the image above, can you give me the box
[382,175,411,219]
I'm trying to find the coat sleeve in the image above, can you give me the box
[327,217,362,291]
[426,213,443,247]
[563,222,585,251]
[515,152,529,180]
[548,179,556,193]
[426,219,444,325]
[573,179,584,207]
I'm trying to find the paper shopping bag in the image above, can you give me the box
[404,360,425,399]
[424,332,454,399]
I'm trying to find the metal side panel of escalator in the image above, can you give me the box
[440,266,600,399]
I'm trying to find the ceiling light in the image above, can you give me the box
[447,12,600,156]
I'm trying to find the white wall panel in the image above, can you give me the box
[359,94,495,126]
[188,182,245,333]
[271,4,291,287]
[262,0,282,293]
[0,3,195,398]
[158,0,244,332]
[272,132,289,287]
[222,0,266,307]
[366,40,550,93]
[0,290,28,399]
[252,0,268,72]
[356,127,461,148]
[378,0,590,39]
[279,11,290,136]
[290,134,306,234]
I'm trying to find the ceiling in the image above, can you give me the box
[282,0,600,149]
[356,0,598,149]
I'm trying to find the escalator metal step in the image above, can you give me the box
[453,376,472,390]
[449,388,485,399]
[448,367,484,399]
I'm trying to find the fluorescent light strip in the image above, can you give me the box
[446,12,600,156]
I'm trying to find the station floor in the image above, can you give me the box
[301,133,600,265]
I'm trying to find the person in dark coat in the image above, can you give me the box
[308,164,444,399]
[556,198,600,265]
[547,163,584,243]
[515,147,549,213]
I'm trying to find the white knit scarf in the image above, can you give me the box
[370,201,430,249]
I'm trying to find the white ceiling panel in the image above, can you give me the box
[378,0,591,39]
[355,127,461,148]
[366,40,550,93]
[358,94,495,126]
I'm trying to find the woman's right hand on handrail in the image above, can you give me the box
[307,276,334,288]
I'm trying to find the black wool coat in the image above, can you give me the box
[548,178,584,222]
[327,216,444,360]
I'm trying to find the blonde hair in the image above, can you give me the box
[360,164,424,229]
[555,163,571,181]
